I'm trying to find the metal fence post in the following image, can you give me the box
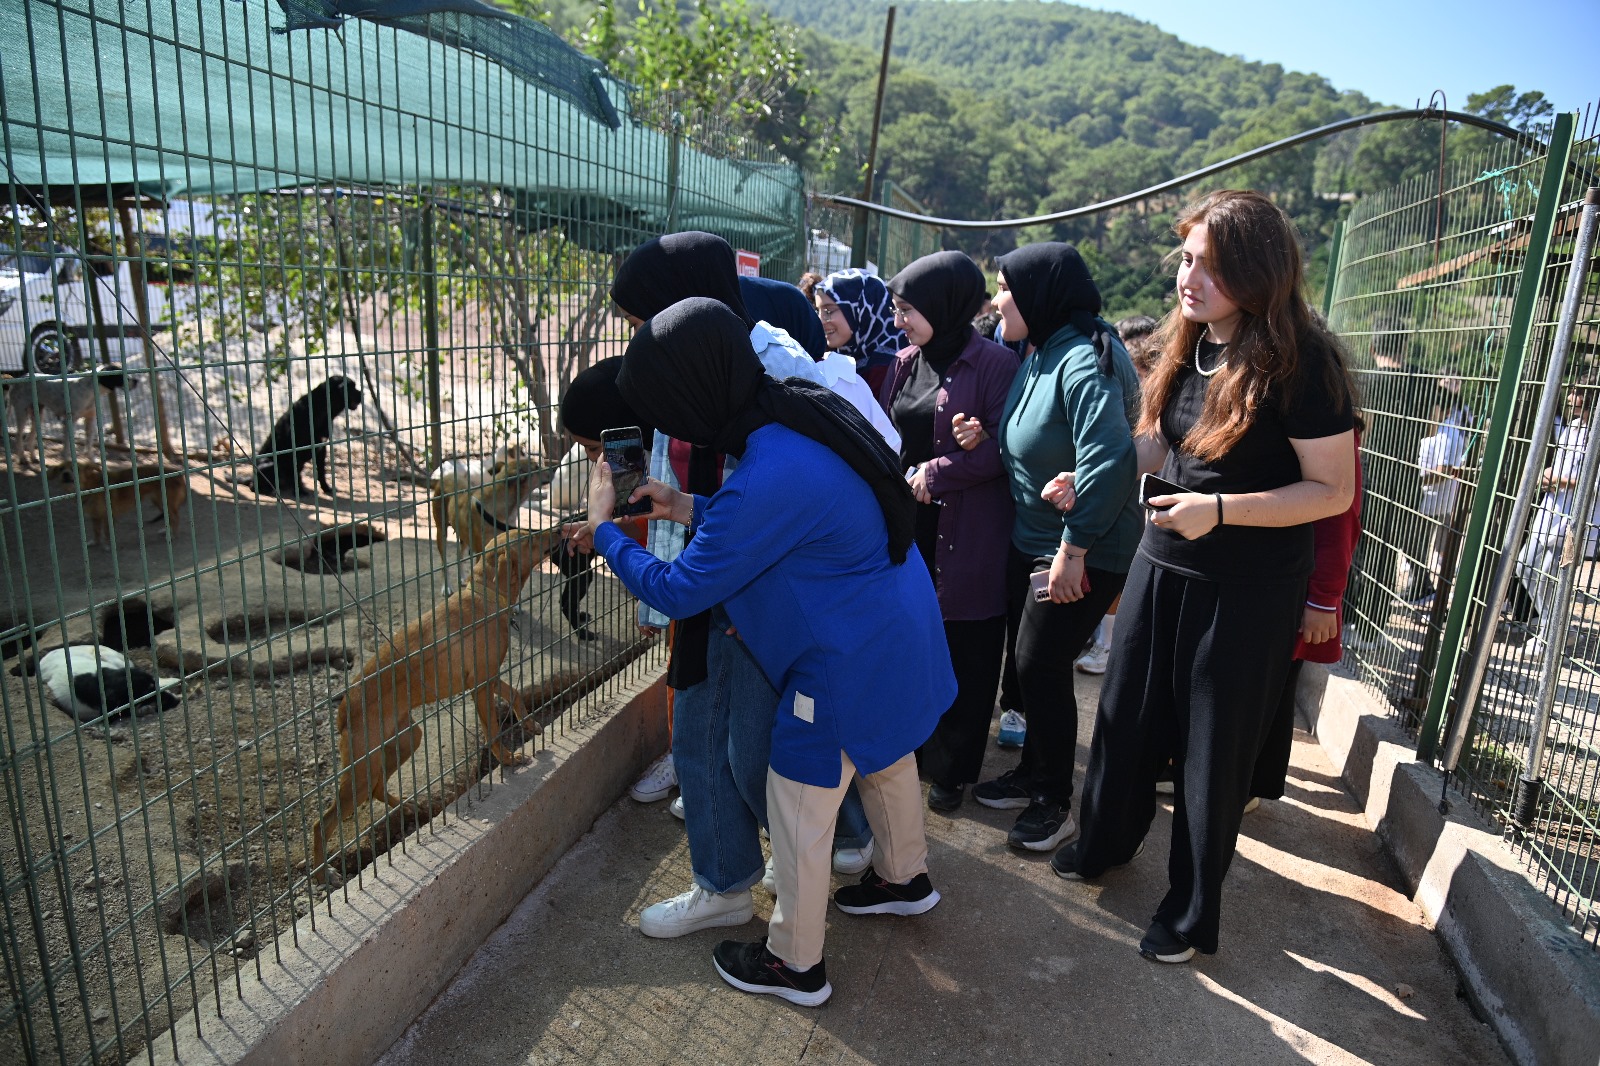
[1417,111,1577,762]
[1321,219,1345,320]
[420,200,443,469]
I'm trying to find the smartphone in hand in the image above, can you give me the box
[1030,566,1092,602]
[1140,472,1187,511]
[601,426,652,518]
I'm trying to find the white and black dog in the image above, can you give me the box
[15,644,182,722]
[3,364,136,469]
[250,375,363,498]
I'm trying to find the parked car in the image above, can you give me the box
[0,244,147,374]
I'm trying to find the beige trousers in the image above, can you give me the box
[766,751,929,968]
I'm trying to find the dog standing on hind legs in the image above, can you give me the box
[311,527,560,882]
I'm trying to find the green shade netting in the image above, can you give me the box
[0,0,803,264]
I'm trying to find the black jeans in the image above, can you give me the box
[1004,545,1126,806]
[918,616,1007,788]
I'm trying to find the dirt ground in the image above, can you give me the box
[0,322,651,1066]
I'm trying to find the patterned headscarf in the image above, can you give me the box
[817,269,905,371]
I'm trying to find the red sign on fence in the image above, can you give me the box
[735,249,760,277]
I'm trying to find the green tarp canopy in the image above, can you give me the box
[1,0,803,264]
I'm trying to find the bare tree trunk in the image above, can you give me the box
[325,194,427,478]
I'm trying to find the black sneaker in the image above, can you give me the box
[973,768,1032,810]
[1138,921,1196,964]
[1007,800,1078,851]
[1051,840,1144,881]
[833,868,941,916]
[927,782,963,812]
[712,938,832,1007]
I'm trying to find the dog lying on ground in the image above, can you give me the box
[250,375,362,498]
[15,644,182,722]
[51,460,189,546]
[429,443,544,592]
[311,526,560,880]
[4,366,136,469]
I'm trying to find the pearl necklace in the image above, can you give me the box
[1194,331,1227,378]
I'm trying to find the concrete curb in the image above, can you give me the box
[144,666,669,1066]
[1300,664,1600,1066]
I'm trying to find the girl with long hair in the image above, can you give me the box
[1051,190,1358,964]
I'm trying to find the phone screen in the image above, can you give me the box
[1140,472,1186,511]
[601,427,652,518]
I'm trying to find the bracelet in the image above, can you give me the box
[686,495,695,529]
[1059,546,1085,560]
[1214,493,1224,527]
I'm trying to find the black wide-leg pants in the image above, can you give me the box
[1073,555,1303,954]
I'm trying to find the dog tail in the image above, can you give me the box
[430,481,450,559]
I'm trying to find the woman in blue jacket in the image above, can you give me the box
[581,297,956,1008]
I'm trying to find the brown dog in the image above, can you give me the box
[52,461,189,546]
[311,526,559,879]
[429,444,546,592]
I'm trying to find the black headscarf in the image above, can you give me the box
[996,242,1118,375]
[610,231,754,327]
[618,298,915,564]
[559,356,652,446]
[887,251,987,370]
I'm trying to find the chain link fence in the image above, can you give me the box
[1331,102,1600,947]
[0,1,814,1062]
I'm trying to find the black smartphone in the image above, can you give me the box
[1140,472,1187,511]
[600,426,652,518]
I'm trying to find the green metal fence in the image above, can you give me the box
[805,179,942,280]
[0,2,815,1063]
[1329,102,1600,947]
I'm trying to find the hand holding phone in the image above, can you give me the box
[1140,472,1187,512]
[601,427,652,518]
[1030,564,1092,603]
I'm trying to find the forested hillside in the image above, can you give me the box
[761,0,1549,315]
[510,0,1552,317]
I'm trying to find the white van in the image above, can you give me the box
[0,245,147,374]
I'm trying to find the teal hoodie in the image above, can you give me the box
[997,323,1142,571]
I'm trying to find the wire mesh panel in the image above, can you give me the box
[805,184,942,281]
[0,1,811,1062]
[1330,102,1600,946]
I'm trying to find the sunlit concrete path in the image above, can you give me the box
[377,675,1507,1066]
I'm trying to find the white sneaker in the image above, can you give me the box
[629,753,677,803]
[832,839,874,876]
[762,855,777,895]
[669,794,685,820]
[996,709,1026,749]
[638,886,753,938]
[1074,643,1110,675]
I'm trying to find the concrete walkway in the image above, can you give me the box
[377,679,1508,1066]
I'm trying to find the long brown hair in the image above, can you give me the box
[1137,190,1358,460]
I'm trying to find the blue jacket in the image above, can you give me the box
[596,423,955,786]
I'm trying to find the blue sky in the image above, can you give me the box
[1086,0,1597,116]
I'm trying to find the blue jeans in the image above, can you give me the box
[674,618,872,894]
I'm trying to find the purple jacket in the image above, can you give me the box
[880,331,1019,621]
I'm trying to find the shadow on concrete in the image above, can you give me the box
[378,693,1508,1066]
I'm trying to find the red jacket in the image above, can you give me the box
[1295,431,1363,664]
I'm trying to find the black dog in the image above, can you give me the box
[251,375,362,498]
[552,536,598,640]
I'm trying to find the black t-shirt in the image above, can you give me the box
[892,355,943,468]
[1140,339,1354,584]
